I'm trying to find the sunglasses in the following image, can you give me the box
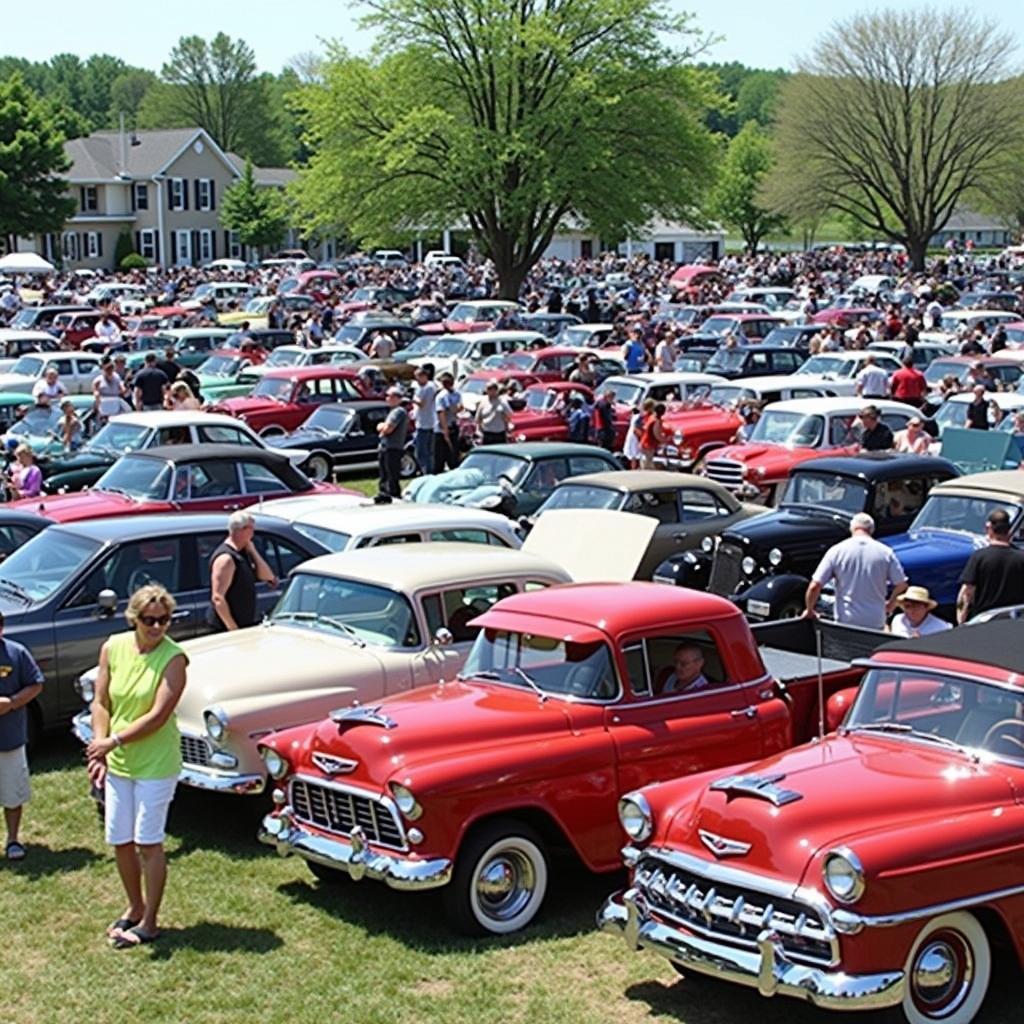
[139,614,171,627]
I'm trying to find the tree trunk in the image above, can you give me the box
[906,235,928,272]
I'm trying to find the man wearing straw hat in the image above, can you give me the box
[889,586,952,638]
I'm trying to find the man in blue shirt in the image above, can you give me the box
[621,329,647,373]
[0,611,44,860]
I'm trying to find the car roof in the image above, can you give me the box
[705,312,783,321]
[107,411,258,428]
[129,443,291,464]
[47,512,239,543]
[943,392,1024,408]
[482,581,740,634]
[794,453,959,481]
[931,355,1018,366]
[296,542,565,588]
[468,441,619,459]
[877,621,1024,681]
[607,372,724,385]
[556,470,719,491]
[763,397,917,415]
[259,365,360,381]
[0,329,58,340]
[727,374,834,391]
[932,471,1024,499]
[261,499,516,534]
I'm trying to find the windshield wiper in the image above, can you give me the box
[512,666,547,701]
[97,486,138,502]
[0,578,31,602]
[458,669,501,681]
[273,610,365,646]
[845,721,978,759]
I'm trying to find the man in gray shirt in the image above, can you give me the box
[375,387,410,503]
[412,365,438,474]
[804,513,908,629]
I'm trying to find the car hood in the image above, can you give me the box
[43,449,116,474]
[885,527,985,568]
[724,506,848,555]
[295,679,573,786]
[711,443,822,475]
[0,374,34,389]
[174,624,384,729]
[668,735,1014,885]
[10,489,139,521]
[215,396,276,414]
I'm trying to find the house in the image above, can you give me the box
[543,218,725,263]
[929,209,1013,249]
[32,127,299,270]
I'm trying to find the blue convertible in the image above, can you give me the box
[885,471,1024,616]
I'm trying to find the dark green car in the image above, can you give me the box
[195,353,260,402]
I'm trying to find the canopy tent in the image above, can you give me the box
[0,252,55,274]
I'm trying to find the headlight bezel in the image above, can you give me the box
[618,791,653,843]
[741,555,757,576]
[388,781,423,821]
[768,547,783,567]
[823,847,865,904]
[203,706,229,743]
[260,746,290,780]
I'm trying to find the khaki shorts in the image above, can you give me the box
[0,746,30,808]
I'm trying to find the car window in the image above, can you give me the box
[522,458,570,492]
[239,460,287,494]
[424,582,519,643]
[176,461,240,500]
[828,415,859,445]
[67,538,182,608]
[749,352,770,371]
[679,488,728,521]
[364,533,421,547]
[198,425,261,446]
[880,413,911,433]
[0,524,37,561]
[53,358,74,376]
[337,379,362,400]
[156,426,192,446]
[629,631,728,699]
[569,455,615,476]
[622,490,680,524]
[873,477,929,524]
[648,384,680,402]
[253,533,308,578]
[429,528,509,546]
[358,408,388,432]
[623,642,651,698]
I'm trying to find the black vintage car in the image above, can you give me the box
[655,453,959,620]
[702,345,806,380]
[0,512,332,740]
[263,400,419,481]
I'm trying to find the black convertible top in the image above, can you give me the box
[878,621,1024,677]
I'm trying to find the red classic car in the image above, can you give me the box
[810,306,883,328]
[703,397,920,505]
[257,589,877,935]
[486,347,625,385]
[601,621,1024,1024]
[279,270,341,303]
[418,300,524,335]
[507,383,630,446]
[669,264,723,300]
[657,399,744,471]
[11,444,340,524]
[212,366,372,436]
[51,310,124,348]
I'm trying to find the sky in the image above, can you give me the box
[5,0,1024,73]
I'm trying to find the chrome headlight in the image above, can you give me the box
[768,548,783,567]
[389,782,422,820]
[618,792,653,842]
[260,747,289,780]
[76,672,96,704]
[701,536,715,553]
[673,430,683,444]
[203,707,228,742]
[741,555,757,576]
[823,848,865,904]
[474,494,504,510]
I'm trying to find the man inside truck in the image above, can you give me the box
[660,644,710,694]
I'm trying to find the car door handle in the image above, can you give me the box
[672,532,688,541]
[731,705,758,719]
[171,610,191,620]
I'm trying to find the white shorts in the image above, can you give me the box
[0,746,30,808]
[104,774,177,846]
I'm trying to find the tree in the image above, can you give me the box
[292,0,720,298]
[108,68,158,129]
[711,121,786,252]
[0,75,75,249]
[770,8,1024,270]
[220,159,289,250]
[114,230,135,268]
[159,33,261,154]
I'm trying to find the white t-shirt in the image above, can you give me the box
[32,379,67,403]
[812,533,907,630]
[856,365,890,397]
[413,380,438,431]
[889,611,952,637]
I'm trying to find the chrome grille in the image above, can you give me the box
[290,777,405,850]
[180,734,211,767]
[705,458,745,490]
[708,541,743,596]
[634,853,835,966]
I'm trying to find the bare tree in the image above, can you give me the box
[770,8,1024,269]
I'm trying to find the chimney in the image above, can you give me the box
[119,112,127,175]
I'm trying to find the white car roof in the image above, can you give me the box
[942,391,1024,410]
[0,329,57,341]
[763,397,919,416]
[941,309,1017,322]
[725,374,838,393]
[471,330,545,343]
[805,350,885,363]
[296,542,568,590]
[606,372,726,386]
[107,410,263,429]
[566,323,615,332]
[158,327,235,338]
[456,300,521,309]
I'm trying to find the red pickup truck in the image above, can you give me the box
[600,620,1024,1024]
[257,586,884,935]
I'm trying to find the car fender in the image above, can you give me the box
[740,573,809,618]
[653,550,711,589]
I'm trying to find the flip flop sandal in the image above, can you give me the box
[107,917,141,938]
[112,926,160,949]
[4,842,25,861]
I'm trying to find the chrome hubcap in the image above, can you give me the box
[475,850,535,921]
[911,933,972,1018]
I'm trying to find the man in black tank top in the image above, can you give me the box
[209,511,278,631]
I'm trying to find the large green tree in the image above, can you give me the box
[711,121,785,252]
[220,159,289,250]
[292,0,719,298]
[770,8,1024,270]
[0,74,74,248]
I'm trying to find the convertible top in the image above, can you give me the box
[879,621,1024,678]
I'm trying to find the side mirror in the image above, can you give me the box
[433,626,453,647]
[97,588,117,614]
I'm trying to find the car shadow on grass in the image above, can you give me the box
[145,921,283,961]
[164,788,271,862]
[2,844,99,880]
[276,861,626,954]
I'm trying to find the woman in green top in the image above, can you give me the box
[86,583,188,949]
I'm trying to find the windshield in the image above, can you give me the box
[0,529,101,603]
[272,572,419,646]
[699,316,736,336]
[798,355,854,377]
[911,494,1019,535]
[191,285,213,300]
[463,627,618,700]
[562,327,600,346]
[925,360,967,385]
[524,389,552,411]
[537,484,621,514]
[252,377,294,400]
[292,524,352,553]
[604,381,643,407]
[462,378,489,395]
[748,410,824,446]
[245,297,271,313]
[449,304,504,324]
[846,668,1024,765]
[278,277,299,294]
[266,349,304,368]
[7,406,62,437]
[199,355,241,377]
[11,356,45,377]
[95,457,173,500]
[706,349,748,372]
[304,405,355,433]
[86,422,150,453]
[461,450,529,483]
[10,310,36,328]
[498,353,534,370]
[402,337,439,357]
[780,472,869,514]
[934,401,974,429]
[708,385,753,407]
[939,314,973,332]
[764,328,804,346]
[430,339,471,357]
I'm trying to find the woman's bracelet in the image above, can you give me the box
[112,733,123,747]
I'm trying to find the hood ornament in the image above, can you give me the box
[698,829,752,859]
[329,704,397,730]
[709,772,803,807]
[311,752,358,775]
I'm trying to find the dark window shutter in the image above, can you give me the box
[194,180,201,209]
[78,233,86,260]
[153,230,160,261]
[79,186,85,210]
[210,229,217,259]
[191,230,200,265]
[182,180,189,210]
[97,233,103,257]
[130,186,136,213]
[168,182,174,210]
[134,231,141,253]
[209,179,215,210]
[224,230,230,256]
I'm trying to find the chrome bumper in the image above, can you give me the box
[259,808,452,892]
[598,889,904,1012]
[72,712,264,795]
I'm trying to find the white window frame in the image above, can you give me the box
[86,232,100,259]
[199,229,213,263]
[134,182,149,210]
[227,230,241,260]
[198,179,213,211]
[82,185,98,212]
[62,231,79,261]
[139,229,157,261]
[169,178,185,211]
